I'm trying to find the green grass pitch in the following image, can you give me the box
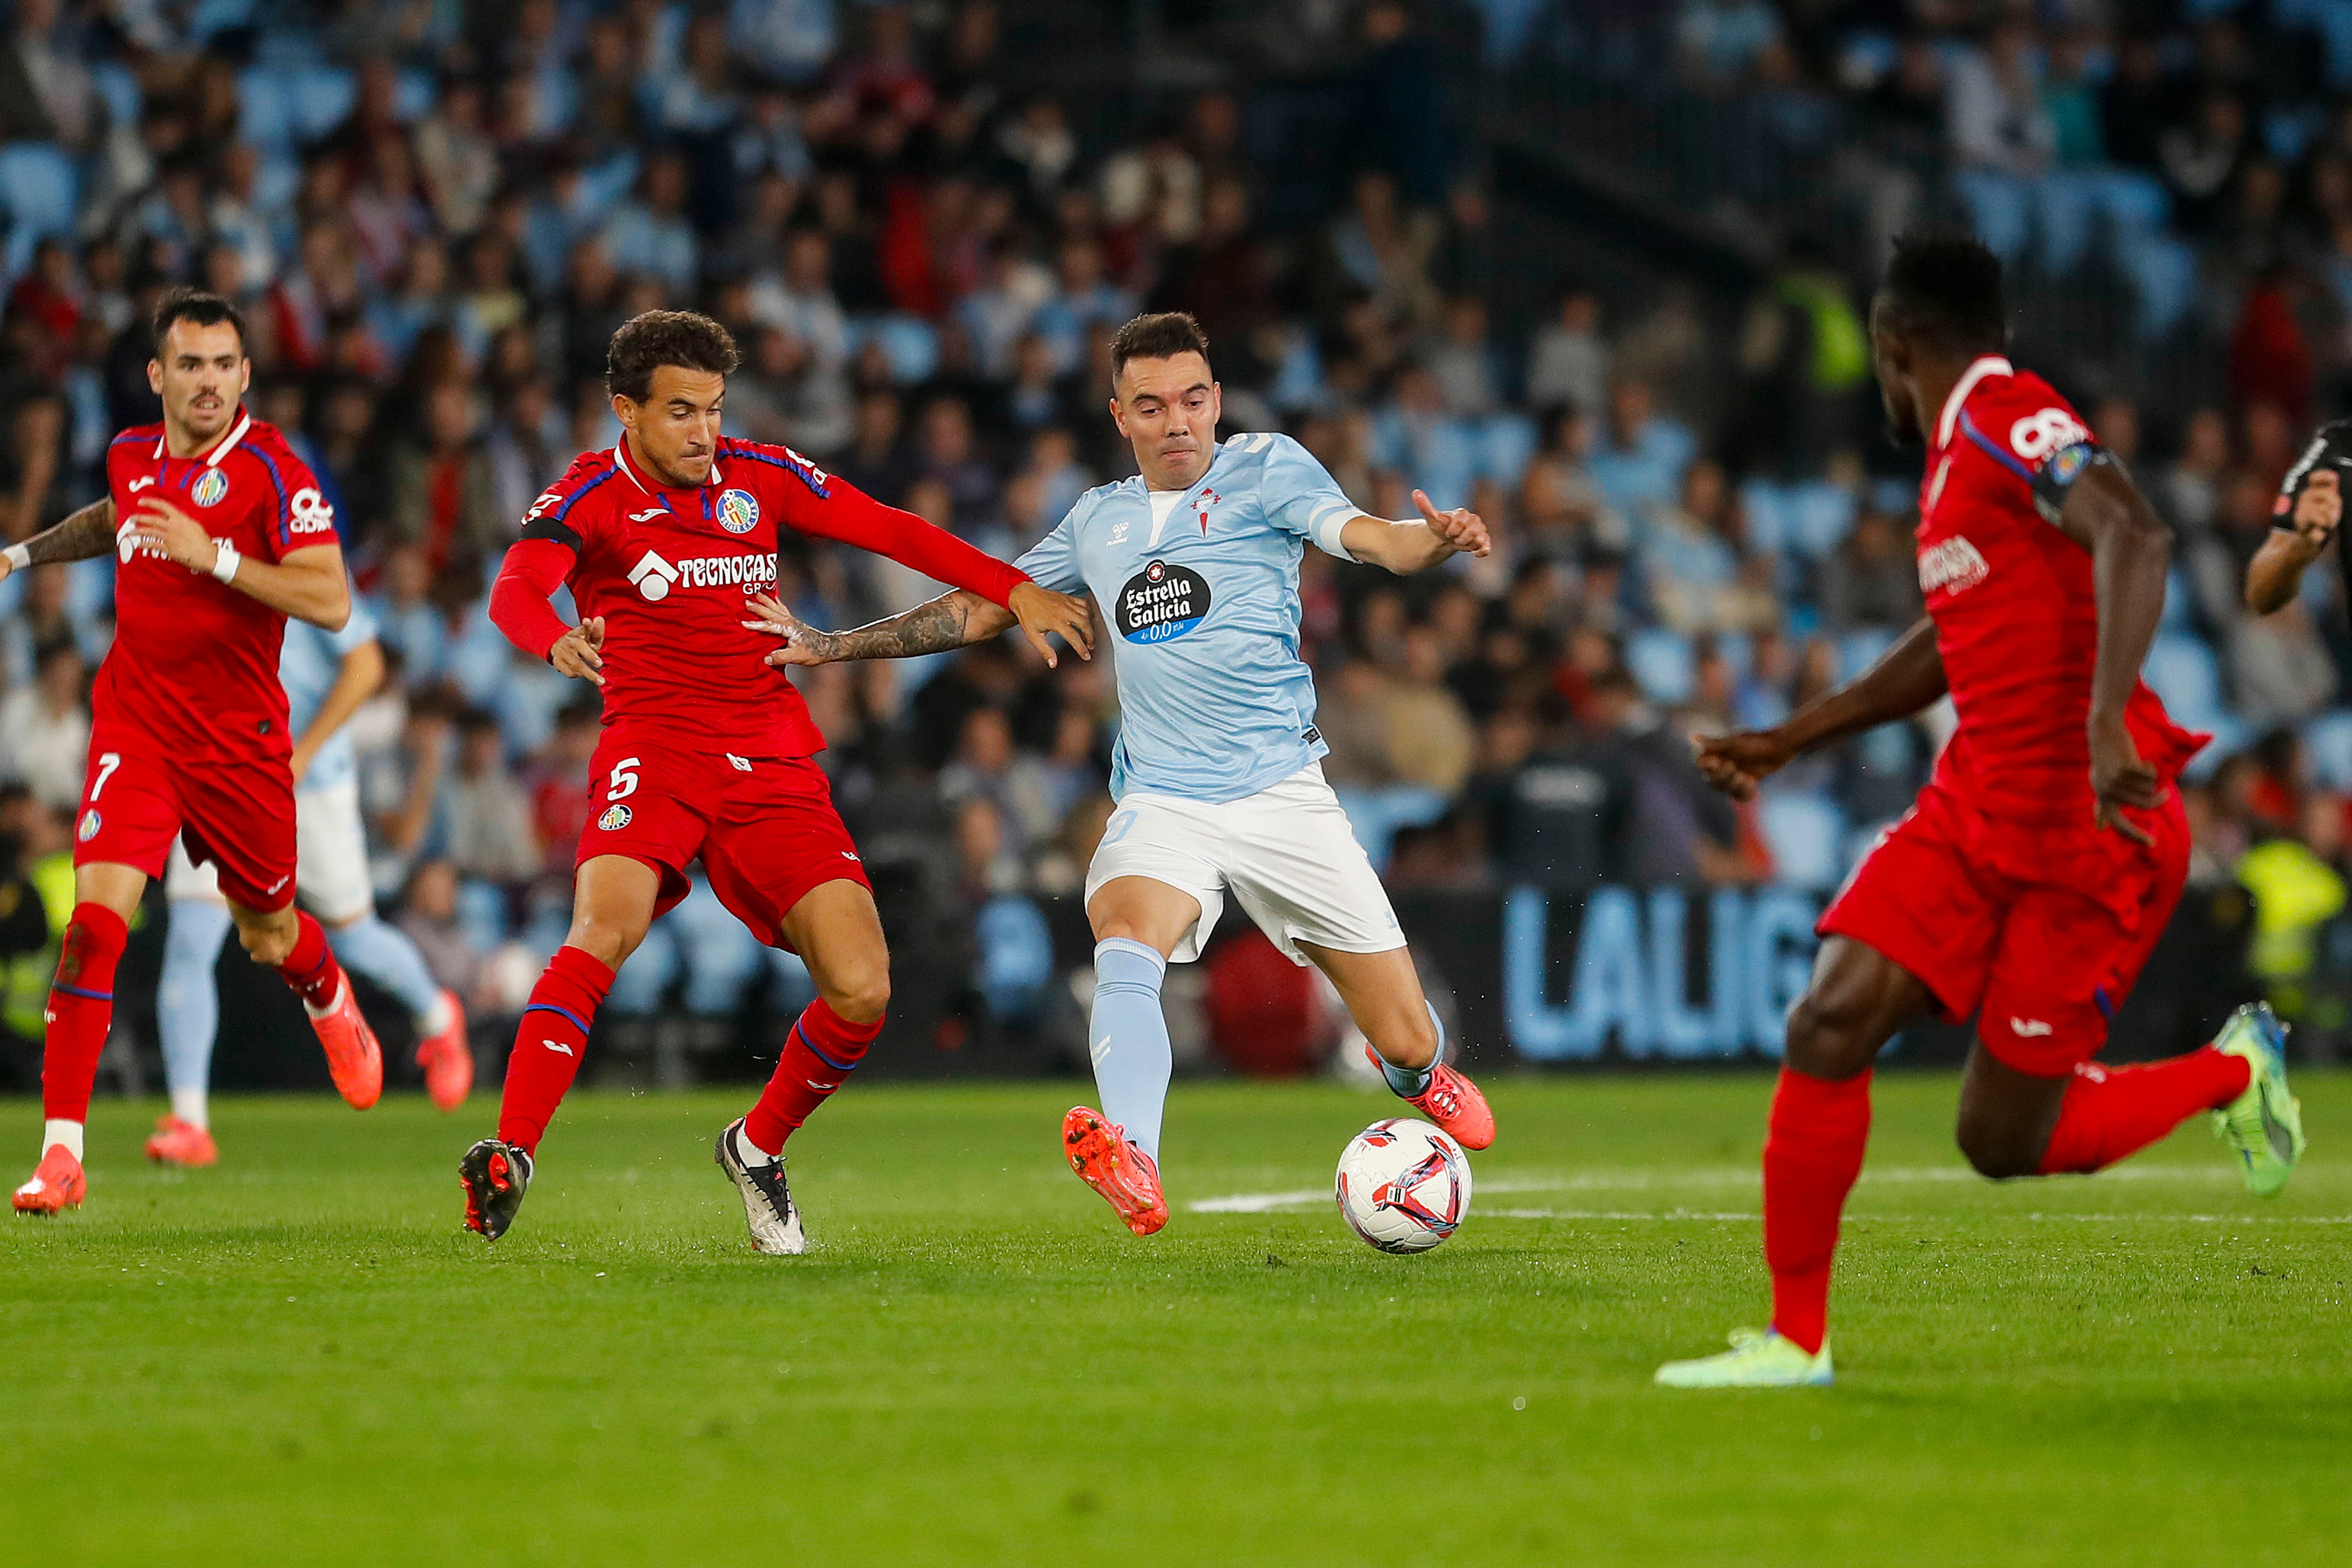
[3,1073,2347,1567]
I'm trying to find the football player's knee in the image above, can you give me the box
[236,919,295,966]
[1783,993,1880,1080]
[825,965,890,1024]
[1370,1005,1439,1072]
[565,915,641,971]
[1954,1111,2040,1180]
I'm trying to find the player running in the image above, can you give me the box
[458,310,1090,1250]
[150,594,473,1168]
[745,311,1496,1237]
[13,287,383,1215]
[1655,234,2305,1388]
[2246,416,2352,618]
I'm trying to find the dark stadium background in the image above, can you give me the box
[0,0,2342,1103]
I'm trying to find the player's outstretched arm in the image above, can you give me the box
[2051,459,2171,842]
[2248,468,2339,614]
[1692,617,1947,801]
[487,537,604,685]
[0,496,116,581]
[1339,490,1494,573]
[126,495,350,629]
[744,589,1024,665]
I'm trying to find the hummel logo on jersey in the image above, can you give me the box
[543,1040,576,1056]
[629,507,667,522]
[629,550,680,600]
[1918,536,1989,598]
[2010,1017,2055,1037]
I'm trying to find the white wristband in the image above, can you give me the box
[210,540,241,584]
[2,543,28,571]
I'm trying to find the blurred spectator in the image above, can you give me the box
[1819,509,1923,632]
[397,858,485,1010]
[938,707,1058,854]
[447,711,542,885]
[0,639,87,811]
[1525,289,1610,416]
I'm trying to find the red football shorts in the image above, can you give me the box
[1818,780,2191,1076]
[575,736,870,949]
[72,722,297,911]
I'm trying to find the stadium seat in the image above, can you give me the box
[2117,231,2200,343]
[0,144,79,277]
[851,314,940,385]
[1949,167,2033,265]
[976,895,1056,1021]
[1478,412,1539,488]
[1838,627,1896,682]
[455,878,510,952]
[2142,634,2226,730]
[2304,709,2352,792]
[1759,791,1849,892]
[1787,480,1858,559]
[90,62,140,133]
[669,877,765,1015]
[1333,784,1448,870]
[64,557,113,623]
[288,67,358,143]
[2160,566,2195,631]
[1739,479,1790,556]
[1626,627,1696,707]
[606,920,679,1015]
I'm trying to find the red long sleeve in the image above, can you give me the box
[791,480,1030,606]
[488,537,578,661]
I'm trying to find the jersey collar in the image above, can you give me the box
[612,437,725,498]
[1934,356,2012,452]
[154,408,253,466]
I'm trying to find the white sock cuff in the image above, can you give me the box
[42,1119,83,1162]
[169,1085,210,1131]
[1094,937,1168,977]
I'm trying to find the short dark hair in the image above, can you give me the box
[151,286,247,356]
[1876,232,2006,351]
[1109,311,1210,385]
[605,309,740,403]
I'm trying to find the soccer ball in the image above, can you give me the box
[1334,1118,1472,1254]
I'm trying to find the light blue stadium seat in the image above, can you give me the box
[288,66,358,143]
[976,895,1056,1021]
[2160,566,2194,631]
[667,876,765,1015]
[1479,411,1539,488]
[1950,167,2033,265]
[1760,791,1849,892]
[189,0,258,42]
[606,920,679,1015]
[1333,784,1447,872]
[64,557,114,622]
[1626,626,1696,707]
[396,70,438,122]
[767,947,817,1016]
[455,878,510,953]
[851,314,940,384]
[2142,633,2225,729]
[2035,171,2101,275]
[1739,479,1790,556]
[90,62,141,132]
[1713,629,1752,678]
[0,144,79,276]
[2117,231,2199,343]
[1787,480,1858,559]
[1838,627,1896,682]
[2303,709,2352,792]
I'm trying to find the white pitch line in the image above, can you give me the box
[1187,1163,2255,1214]
[1483,1208,2352,1226]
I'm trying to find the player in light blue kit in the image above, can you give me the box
[744,312,1494,1234]
[148,589,474,1166]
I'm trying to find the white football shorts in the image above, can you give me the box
[165,776,374,924]
[1084,763,1405,966]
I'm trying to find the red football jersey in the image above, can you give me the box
[504,435,1029,756]
[100,409,339,764]
[1914,356,2200,826]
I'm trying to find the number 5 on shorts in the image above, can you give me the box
[607,757,640,801]
[90,752,122,800]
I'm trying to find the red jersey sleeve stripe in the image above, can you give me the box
[246,444,293,550]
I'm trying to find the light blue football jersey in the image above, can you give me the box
[1015,432,1359,804]
[279,592,379,793]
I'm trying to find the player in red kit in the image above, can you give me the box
[460,310,1091,1250]
[12,288,381,1216]
[1656,235,2307,1386]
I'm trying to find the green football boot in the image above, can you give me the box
[1655,1328,1833,1389]
[2210,1003,2304,1198]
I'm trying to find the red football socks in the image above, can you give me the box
[1764,1067,1873,1357]
[41,903,129,1125]
[496,945,616,1154]
[274,910,346,1011]
[2035,1048,2251,1175]
[743,998,882,1155]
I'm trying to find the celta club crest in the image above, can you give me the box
[1373,1149,1462,1237]
[191,468,228,508]
[1194,487,1219,534]
[717,488,760,535]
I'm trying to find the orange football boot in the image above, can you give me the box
[416,989,472,1112]
[1062,1106,1168,1236]
[144,1115,218,1167]
[13,1143,86,1215]
[1370,1046,1496,1150]
[307,977,383,1110]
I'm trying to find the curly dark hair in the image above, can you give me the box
[1109,311,1210,385]
[151,286,247,355]
[1877,231,2006,352]
[605,310,741,403]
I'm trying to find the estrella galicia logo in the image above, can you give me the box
[716,488,760,534]
[1115,559,1212,644]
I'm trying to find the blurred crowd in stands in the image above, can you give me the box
[0,0,2348,1069]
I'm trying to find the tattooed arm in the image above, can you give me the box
[0,497,118,582]
[741,588,1024,667]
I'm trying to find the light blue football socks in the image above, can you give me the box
[1089,937,1173,1159]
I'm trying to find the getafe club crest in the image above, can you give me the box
[717,488,760,534]
[597,804,633,831]
[191,468,228,508]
